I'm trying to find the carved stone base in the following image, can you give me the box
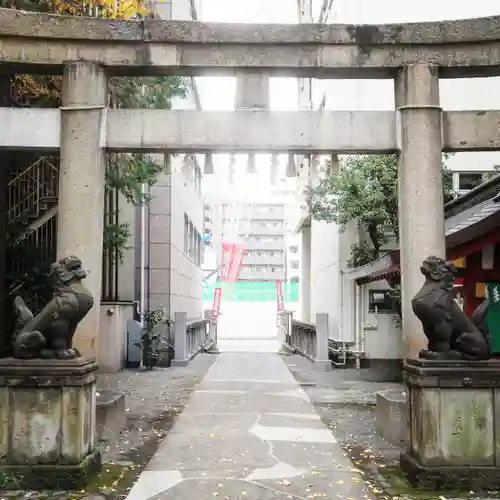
[401,357,500,490]
[0,450,101,490]
[0,357,102,490]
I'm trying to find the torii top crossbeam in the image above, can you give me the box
[1,8,500,77]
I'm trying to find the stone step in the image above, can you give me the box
[96,389,126,442]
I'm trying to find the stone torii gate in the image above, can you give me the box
[1,8,500,360]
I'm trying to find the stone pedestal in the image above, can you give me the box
[0,358,101,489]
[401,357,500,490]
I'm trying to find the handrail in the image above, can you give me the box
[172,313,213,366]
[8,157,58,187]
[279,312,331,369]
[187,318,209,330]
[292,319,316,331]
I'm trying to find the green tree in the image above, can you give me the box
[308,154,455,267]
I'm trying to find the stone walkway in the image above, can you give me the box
[125,352,376,500]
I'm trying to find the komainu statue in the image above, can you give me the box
[412,256,491,361]
[12,256,94,360]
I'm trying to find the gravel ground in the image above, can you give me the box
[0,353,216,500]
[282,353,500,500]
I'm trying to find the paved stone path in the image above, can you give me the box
[125,352,376,500]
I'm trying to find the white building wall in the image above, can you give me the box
[322,0,500,176]
[310,220,340,334]
[169,165,203,319]
[362,282,401,361]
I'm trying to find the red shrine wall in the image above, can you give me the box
[459,246,500,317]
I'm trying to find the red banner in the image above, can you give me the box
[276,279,284,312]
[212,287,222,320]
[227,245,245,282]
[212,242,245,321]
[219,243,233,282]
[219,242,245,283]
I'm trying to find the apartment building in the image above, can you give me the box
[211,201,287,281]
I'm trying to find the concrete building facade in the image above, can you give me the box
[211,200,287,281]
[138,0,205,322]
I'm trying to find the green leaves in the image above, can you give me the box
[103,220,131,264]
[106,153,165,206]
[109,76,188,109]
[309,154,455,264]
[309,155,398,254]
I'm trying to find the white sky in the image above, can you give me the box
[195,0,299,198]
[196,0,500,191]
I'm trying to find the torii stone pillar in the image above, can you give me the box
[235,72,270,175]
[395,63,446,358]
[58,62,108,360]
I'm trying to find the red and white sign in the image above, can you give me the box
[219,242,245,283]
[212,287,222,320]
[212,242,245,321]
[227,245,245,282]
[276,279,284,312]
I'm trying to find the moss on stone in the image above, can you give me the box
[0,450,101,490]
[375,465,500,499]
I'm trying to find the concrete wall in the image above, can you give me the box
[310,219,340,335]
[362,281,401,361]
[308,218,357,342]
[148,160,203,320]
[99,302,135,372]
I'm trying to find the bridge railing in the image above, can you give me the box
[172,311,217,366]
[278,311,331,371]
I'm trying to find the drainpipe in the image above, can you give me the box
[355,282,361,370]
[331,269,347,367]
[139,182,147,327]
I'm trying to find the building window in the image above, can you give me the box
[458,172,483,191]
[183,216,202,265]
[271,267,276,273]
[184,213,189,253]
[290,260,299,270]
[188,221,194,259]
[368,290,396,314]
[197,232,202,265]
[289,245,299,254]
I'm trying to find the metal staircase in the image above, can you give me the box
[7,156,59,312]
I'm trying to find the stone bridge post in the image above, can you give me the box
[395,63,446,358]
[57,62,108,360]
